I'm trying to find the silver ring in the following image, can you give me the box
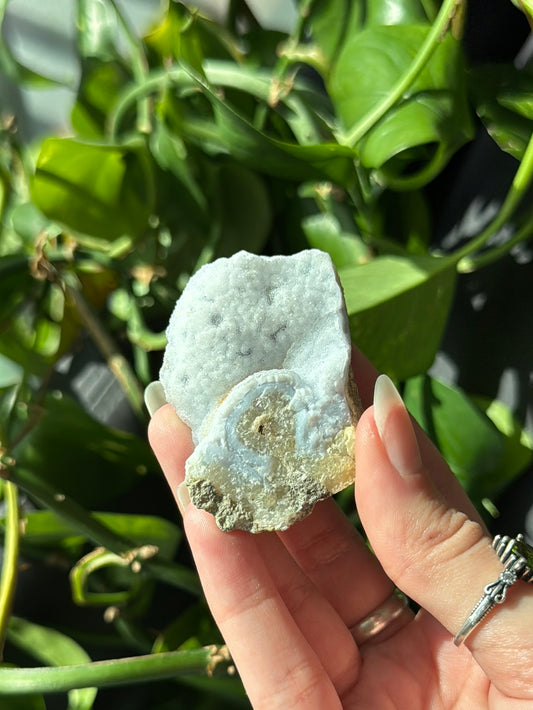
[350,591,411,646]
[454,534,533,646]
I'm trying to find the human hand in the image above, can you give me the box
[146,349,533,709]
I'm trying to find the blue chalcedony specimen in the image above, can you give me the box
[160,250,360,532]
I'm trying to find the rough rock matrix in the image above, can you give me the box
[160,249,360,532]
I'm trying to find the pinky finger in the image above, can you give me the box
[182,502,343,710]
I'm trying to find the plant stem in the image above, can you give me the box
[108,0,151,133]
[342,0,463,146]
[0,481,19,659]
[454,129,533,270]
[3,462,200,596]
[61,273,146,422]
[253,0,314,129]
[457,212,533,273]
[0,646,231,694]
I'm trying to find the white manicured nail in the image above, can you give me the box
[373,374,422,477]
[144,381,167,418]
[177,482,191,515]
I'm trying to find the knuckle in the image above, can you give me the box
[390,500,489,587]
[288,518,353,577]
[421,509,488,568]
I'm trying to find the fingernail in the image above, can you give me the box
[177,481,191,515]
[373,374,422,477]
[144,381,167,418]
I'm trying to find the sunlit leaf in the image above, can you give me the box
[77,0,119,61]
[32,138,154,241]
[145,1,236,70]
[329,24,473,187]
[403,376,507,504]
[302,213,370,268]
[339,255,456,380]
[364,0,430,26]
[17,510,181,560]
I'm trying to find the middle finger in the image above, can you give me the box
[278,347,396,631]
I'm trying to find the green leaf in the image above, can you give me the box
[7,617,97,710]
[0,36,63,88]
[329,25,473,187]
[471,396,533,498]
[0,0,64,87]
[31,138,154,241]
[510,0,533,20]
[0,685,46,710]
[145,1,236,70]
[72,60,130,138]
[153,604,216,654]
[77,0,119,61]
[0,259,62,375]
[303,0,364,76]
[0,384,20,443]
[149,118,208,213]
[0,354,23,388]
[9,203,52,244]
[339,255,456,380]
[469,64,533,160]
[211,163,271,257]
[373,189,431,254]
[302,213,370,268]
[13,393,157,508]
[18,510,181,561]
[177,63,356,185]
[403,376,506,504]
[0,256,34,321]
[364,0,431,26]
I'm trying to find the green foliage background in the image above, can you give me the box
[0,0,532,707]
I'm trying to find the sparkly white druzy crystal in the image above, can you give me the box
[160,249,360,532]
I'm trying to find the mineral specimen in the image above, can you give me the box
[159,249,360,532]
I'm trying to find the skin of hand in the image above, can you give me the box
[146,349,533,710]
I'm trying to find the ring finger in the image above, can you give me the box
[278,498,398,634]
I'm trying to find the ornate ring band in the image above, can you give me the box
[350,591,411,646]
[454,534,533,647]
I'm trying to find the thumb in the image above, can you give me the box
[354,375,533,699]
